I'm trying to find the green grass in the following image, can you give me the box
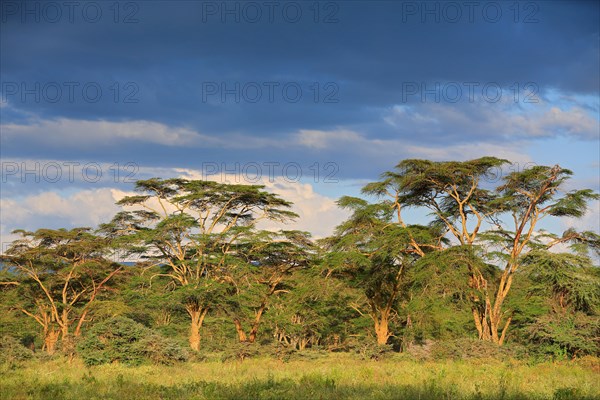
[1,354,599,399]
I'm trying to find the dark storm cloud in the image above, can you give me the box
[1,0,598,179]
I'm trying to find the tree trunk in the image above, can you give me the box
[374,316,390,345]
[470,267,515,346]
[472,297,512,345]
[234,318,247,342]
[187,307,208,351]
[60,318,72,353]
[299,338,309,351]
[43,328,60,355]
[248,302,268,343]
[189,323,201,351]
[74,309,90,337]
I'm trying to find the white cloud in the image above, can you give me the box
[1,118,288,149]
[1,188,122,228]
[0,188,125,251]
[384,102,599,141]
[261,179,347,238]
[296,129,363,149]
[2,118,201,147]
[563,199,600,233]
[294,128,531,163]
[541,107,598,137]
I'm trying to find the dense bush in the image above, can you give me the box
[354,342,394,361]
[0,336,34,364]
[77,316,189,366]
[527,313,600,358]
[218,341,265,362]
[404,338,527,361]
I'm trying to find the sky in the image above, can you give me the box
[1,0,599,248]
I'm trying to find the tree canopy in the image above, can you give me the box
[1,159,598,361]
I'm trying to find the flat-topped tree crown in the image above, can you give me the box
[395,158,507,205]
[323,190,447,345]
[116,178,297,227]
[0,228,121,354]
[222,229,315,344]
[496,165,598,219]
[495,165,570,211]
[5,227,112,266]
[361,157,509,247]
[105,177,299,351]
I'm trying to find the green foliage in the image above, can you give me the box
[519,251,600,357]
[412,246,498,300]
[527,313,599,357]
[323,193,445,345]
[219,341,264,361]
[77,317,189,366]
[355,342,395,360]
[2,162,598,365]
[359,157,599,346]
[403,246,495,342]
[99,178,302,351]
[0,228,122,355]
[269,268,359,350]
[0,336,34,364]
[522,251,600,313]
[0,284,40,349]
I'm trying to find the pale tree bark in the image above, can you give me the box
[247,279,281,343]
[248,302,267,343]
[233,318,247,342]
[22,305,60,355]
[43,327,60,355]
[186,305,208,351]
[425,177,538,345]
[15,259,121,353]
[373,265,404,346]
[352,298,394,346]
[469,189,547,344]
[374,315,391,345]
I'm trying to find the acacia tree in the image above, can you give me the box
[368,158,598,344]
[405,246,497,344]
[322,196,445,345]
[0,228,122,354]
[226,230,314,343]
[269,268,357,351]
[521,250,600,356]
[101,178,297,351]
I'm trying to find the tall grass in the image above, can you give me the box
[1,354,598,399]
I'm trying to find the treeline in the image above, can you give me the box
[1,157,599,365]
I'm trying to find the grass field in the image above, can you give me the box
[1,354,599,400]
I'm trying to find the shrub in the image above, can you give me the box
[527,313,600,358]
[0,336,34,364]
[430,338,511,360]
[355,342,394,361]
[138,334,189,365]
[77,316,188,366]
[220,341,262,362]
[404,339,435,361]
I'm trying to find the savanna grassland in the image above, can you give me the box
[1,354,599,400]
